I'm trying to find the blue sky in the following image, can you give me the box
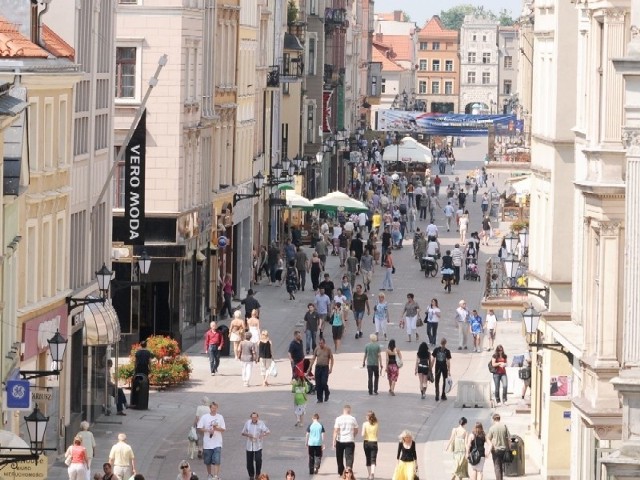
[373,0,522,26]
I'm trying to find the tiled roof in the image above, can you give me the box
[372,43,405,72]
[419,16,458,40]
[0,17,74,59]
[377,35,413,62]
[0,17,48,58]
[42,24,75,59]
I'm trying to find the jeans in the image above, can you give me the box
[435,367,448,398]
[426,321,438,345]
[420,206,427,220]
[335,441,355,475]
[208,345,220,373]
[381,246,389,266]
[297,268,306,290]
[492,449,506,480]
[315,365,330,402]
[246,449,263,478]
[367,365,379,394]
[363,440,378,466]
[269,263,277,283]
[305,329,317,354]
[221,293,233,318]
[446,216,453,230]
[308,445,323,473]
[493,373,508,402]
[453,265,460,284]
[382,268,394,290]
[111,385,128,412]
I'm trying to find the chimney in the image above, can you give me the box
[394,10,402,22]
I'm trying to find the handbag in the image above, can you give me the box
[416,317,424,327]
[427,370,434,383]
[396,357,404,368]
[488,359,497,374]
[188,426,198,442]
[392,266,396,274]
[445,377,453,393]
[64,455,72,466]
[468,445,481,466]
[267,361,278,377]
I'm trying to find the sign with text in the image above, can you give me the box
[0,455,48,480]
[125,110,147,245]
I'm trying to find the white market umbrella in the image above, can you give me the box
[285,190,314,210]
[311,191,369,213]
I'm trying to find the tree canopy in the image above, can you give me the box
[439,4,514,30]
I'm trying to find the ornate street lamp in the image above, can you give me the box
[0,404,56,466]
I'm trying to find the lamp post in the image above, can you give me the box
[518,227,529,257]
[0,404,56,466]
[522,305,573,362]
[504,232,519,255]
[504,254,550,307]
[233,172,266,206]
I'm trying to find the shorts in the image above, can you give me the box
[354,310,365,322]
[488,329,496,340]
[203,447,221,465]
[332,325,344,340]
[295,404,306,417]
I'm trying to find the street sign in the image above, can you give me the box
[5,381,30,410]
[0,455,48,480]
[30,388,52,405]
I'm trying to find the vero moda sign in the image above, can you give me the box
[125,110,146,245]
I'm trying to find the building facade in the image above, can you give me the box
[0,0,81,453]
[416,16,459,114]
[112,0,217,349]
[459,15,500,113]
[497,26,518,113]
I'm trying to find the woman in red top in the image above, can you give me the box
[65,435,88,480]
[491,345,508,405]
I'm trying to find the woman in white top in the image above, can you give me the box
[425,298,441,347]
[458,210,470,244]
[247,310,261,344]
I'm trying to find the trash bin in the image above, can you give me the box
[504,435,525,477]
[131,373,149,410]
[216,324,231,357]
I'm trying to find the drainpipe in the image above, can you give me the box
[36,0,52,48]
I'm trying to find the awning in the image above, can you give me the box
[0,430,29,450]
[83,298,121,346]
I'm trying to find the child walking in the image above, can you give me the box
[292,376,310,427]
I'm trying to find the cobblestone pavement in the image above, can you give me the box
[48,137,541,480]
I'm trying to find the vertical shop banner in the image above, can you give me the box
[125,110,147,245]
[323,90,333,133]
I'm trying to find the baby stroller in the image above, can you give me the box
[464,257,481,281]
[421,256,438,278]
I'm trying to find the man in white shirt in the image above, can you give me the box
[241,412,270,480]
[333,405,359,476]
[358,212,368,234]
[443,201,455,231]
[332,224,342,255]
[485,309,498,351]
[197,402,226,480]
[455,300,470,350]
[425,220,438,239]
[451,243,463,285]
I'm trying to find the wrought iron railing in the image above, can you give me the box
[267,65,280,87]
[483,257,529,299]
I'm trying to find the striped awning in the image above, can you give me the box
[83,298,121,346]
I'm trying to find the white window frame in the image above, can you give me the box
[431,81,440,94]
[418,81,427,94]
[445,60,453,72]
[44,97,54,170]
[419,59,427,71]
[445,81,453,95]
[307,34,317,75]
[115,39,144,104]
[432,59,440,72]
[58,95,68,167]
[28,96,39,172]
[468,71,476,84]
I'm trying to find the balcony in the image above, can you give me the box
[325,8,348,33]
[267,65,280,88]
[282,35,305,83]
[480,258,530,311]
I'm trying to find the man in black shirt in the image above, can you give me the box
[318,273,335,299]
[381,227,392,266]
[241,289,261,319]
[134,340,152,376]
[349,233,364,264]
[431,337,452,401]
[351,284,370,339]
[288,330,305,378]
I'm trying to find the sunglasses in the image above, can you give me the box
[180,466,188,469]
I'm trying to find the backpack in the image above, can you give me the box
[488,359,497,374]
[468,438,482,465]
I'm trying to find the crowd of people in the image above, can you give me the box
[63,139,531,480]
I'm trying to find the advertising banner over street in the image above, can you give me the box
[378,110,523,137]
[125,110,147,245]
